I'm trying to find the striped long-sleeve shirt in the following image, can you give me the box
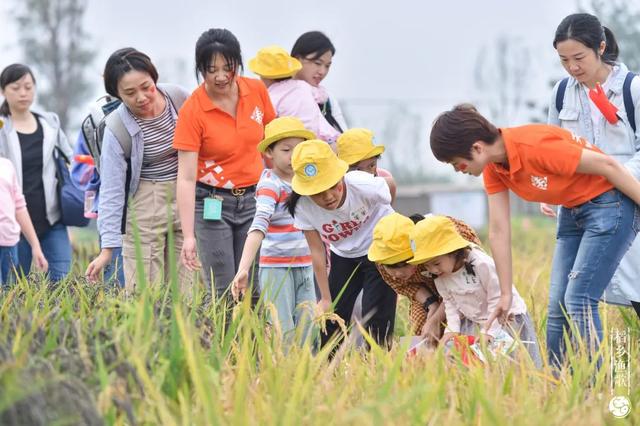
[249,169,311,268]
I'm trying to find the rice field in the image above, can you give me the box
[0,217,638,425]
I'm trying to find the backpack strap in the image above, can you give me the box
[555,77,569,114]
[623,71,636,133]
[104,110,133,159]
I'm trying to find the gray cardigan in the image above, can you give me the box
[0,111,73,226]
[97,84,189,249]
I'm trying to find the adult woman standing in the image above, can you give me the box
[174,28,275,303]
[0,64,73,282]
[85,48,193,293]
[291,31,347,133]
[546,13,640,318]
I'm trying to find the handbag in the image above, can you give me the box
[53,146,90,227]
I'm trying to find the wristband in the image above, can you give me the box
[422,295,439,312]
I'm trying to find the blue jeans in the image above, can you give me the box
[546,190,640,368]
[104,246,125,288]
[18,222,72,283]
[0,245,18,288]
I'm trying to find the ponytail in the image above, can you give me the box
[601,26,620,65]
[0,101,9,117]
[286,191,302,217]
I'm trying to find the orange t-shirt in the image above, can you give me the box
[173,77,276,188]
[482,124,613,208]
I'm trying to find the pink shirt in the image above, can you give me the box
[433,247,528,337]
[267,79,341,144]
[0,158,26,246]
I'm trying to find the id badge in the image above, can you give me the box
[203,196,223,221]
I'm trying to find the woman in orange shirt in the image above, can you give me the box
[174,28,275,304]
[429,104,640,370]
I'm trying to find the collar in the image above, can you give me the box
[492,128,522,177]
[565,62,628,95]
[196,77,249,112]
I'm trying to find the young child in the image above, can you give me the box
[408,215,542,367]
[336,128,396,202]
[249,45,340,145]
[430,104,640,369]
[368,212,482,345]
[287,139,397,349]
[231,117,316,340]
[0,156,48,287]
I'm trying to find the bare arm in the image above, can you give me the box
[304,230,331,306]
[577,149,640,205]
[176,151,200,270]
[484,190,513,331]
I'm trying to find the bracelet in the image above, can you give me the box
[422,295,439,312]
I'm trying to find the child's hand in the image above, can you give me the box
[440,332,458,344]
[420,318,442,345]
[479,333,494,346]
[317,297,332,313]
[31,248,48,272]
[231,270,249,302]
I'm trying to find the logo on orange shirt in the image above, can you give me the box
[531,175,548,190]
[250,107,264,125]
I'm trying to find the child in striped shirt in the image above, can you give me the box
[232,117,316,340]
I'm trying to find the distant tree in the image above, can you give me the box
[13,0,95,130]
[473,35,537,126]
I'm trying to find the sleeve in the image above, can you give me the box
[530,130,584,177]
[292,201,315,231]
[623,75,640,180]
[439,285,462,334]
[278,84,340,143]
[475,252,504,337]
[172,99,204,152]
[96,128,129,248]
[547,80,562,126]
[482,165,508,194]
[366,174,391,204]
[248,176,279,235]
[12,166,26,211]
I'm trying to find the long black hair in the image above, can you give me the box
[553,13,619,65]
[291,31,336,60]
[0,64,36,116]
[285,191,302,217]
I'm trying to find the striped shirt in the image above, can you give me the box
[249,169,311,267]
[134,96,179,181]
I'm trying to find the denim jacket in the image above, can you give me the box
[548,62,640,305]
[97,84,189,249]
[0,111,73,226]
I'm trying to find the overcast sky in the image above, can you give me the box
[0,0,615,177]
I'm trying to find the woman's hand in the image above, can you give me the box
[484,293,513,333]
[86,249,113,282]
[180,236,201,271]
[539,203,557,217]
[420,317,442,346]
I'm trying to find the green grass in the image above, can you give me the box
[0,218,638,425]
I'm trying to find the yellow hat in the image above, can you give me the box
[258,117,316,152]
[367,213,416,264]
[248,45,302,79]
[336,128,385,165]
[408,216,471,265]
[291,140,348,195]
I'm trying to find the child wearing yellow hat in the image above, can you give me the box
[287,139,396,349]
[249,45,340,145]
[367,213,482,345]
[408,215,542,367]
[231,117,316,341]
[336,128,396,202]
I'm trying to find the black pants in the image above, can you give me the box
[632,301,640,319]
[320,252,397,349]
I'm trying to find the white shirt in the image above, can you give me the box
[433,248,528,337]
[294,171,393,258]
[582,66,616,139]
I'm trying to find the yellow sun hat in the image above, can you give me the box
[408,215,471,265]
[367,213,416,265]
[336,128,385,165]
[258,116,316,153]
[248,45,302,79]
[291,139,349,196]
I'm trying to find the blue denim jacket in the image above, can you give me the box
[97,84,189,249]
[548,62,640,305]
